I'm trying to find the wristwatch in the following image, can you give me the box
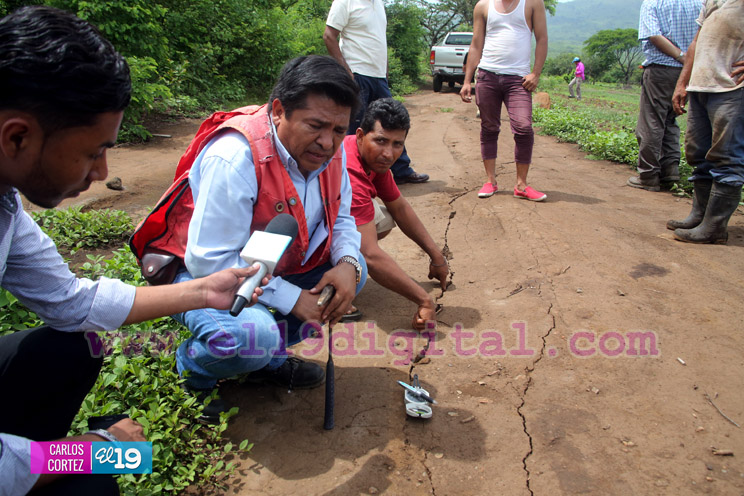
[337,255,362,284]
[85,429,120,443]
[676,51,685,62]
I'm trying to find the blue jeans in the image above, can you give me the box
[687,88,744,187]
[350,73,414,178]
[172,258,367,389]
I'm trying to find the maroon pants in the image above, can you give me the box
[476,69,534,164]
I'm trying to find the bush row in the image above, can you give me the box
[1,0,428,141]
[532,82,693,195]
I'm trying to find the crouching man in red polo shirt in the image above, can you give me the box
[345,98,449,330]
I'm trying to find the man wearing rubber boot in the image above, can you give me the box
[668,0,744,244]
[627,0,701,192]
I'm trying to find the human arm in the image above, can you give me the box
[1,433,40,495]
[648,35,687,64]
[384,196,448,290]
[31,418,145,490]
[323,25,353,77]
[1,190,265,336]
[123,266,265,324]
[357,221,437,330]
[523,0,548,92]
[673,31,699,115]
[1,419,144,493]
[460,0,487,103]
[324,0,354,76]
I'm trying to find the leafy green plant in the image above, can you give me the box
[533,98,694,194]
[121,56,172,142]
[31,206,134,254]
[387,48,418,96]
[386,0,427,84]
[0,290,42,336]
[3,207,251,493]
[72,330,251,495]
[79,249,146,284]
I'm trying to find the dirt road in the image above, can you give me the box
[57,88,744,495]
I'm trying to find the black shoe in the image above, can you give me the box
[246,357,325,390]
[184,385,230,424]
[627,176,660,192]
[395,171,430,184]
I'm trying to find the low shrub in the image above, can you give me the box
[2,207,250,494]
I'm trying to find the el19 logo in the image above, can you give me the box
[91,442,152,474]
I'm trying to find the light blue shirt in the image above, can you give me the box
[184,120,361,316]
[0,434,36,495]
[0,189,136,494]
[639,0,703,67]
[0,191,135,331]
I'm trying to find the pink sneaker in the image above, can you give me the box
[513,186,547,202]
[478,182,498,198]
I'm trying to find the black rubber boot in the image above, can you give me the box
[673,182,742,244]
[245,356,325,390]
[666,179,712,230]
[183,385,230,424]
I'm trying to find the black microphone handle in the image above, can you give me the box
[323,325,335,430]
[229,262,269,317]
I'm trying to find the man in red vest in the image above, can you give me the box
[171,56,367,422]
[344,98,449,330]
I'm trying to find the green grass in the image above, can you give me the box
[534,76,692,195]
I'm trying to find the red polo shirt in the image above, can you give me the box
[344,135,401,226]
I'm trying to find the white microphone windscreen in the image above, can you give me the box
[239,231,293,273]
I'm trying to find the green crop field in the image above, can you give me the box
[534,76,691,195]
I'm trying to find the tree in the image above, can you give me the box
[583,28,642,85]
[387,0,427,82]
[419,0,557,47]
[543,53,576,80]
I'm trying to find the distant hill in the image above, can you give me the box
[548,0,644,55]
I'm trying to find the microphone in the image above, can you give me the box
[229,214,299,317]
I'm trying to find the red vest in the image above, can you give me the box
[130,104,344,281]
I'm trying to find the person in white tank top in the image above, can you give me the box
[460,0,548,201]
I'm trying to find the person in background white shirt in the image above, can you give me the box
[323,0,430,185]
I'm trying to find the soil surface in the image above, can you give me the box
[46,88,744,495]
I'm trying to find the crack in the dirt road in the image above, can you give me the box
[423,453,437,496]
[517,302,557,496]
[441,175,561,495]
[435,209,457,303]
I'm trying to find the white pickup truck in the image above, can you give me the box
[429,32,473,92]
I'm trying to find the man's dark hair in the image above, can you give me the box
[360,98,410,134]
[0,6,131,133]
[269,55,360,118]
